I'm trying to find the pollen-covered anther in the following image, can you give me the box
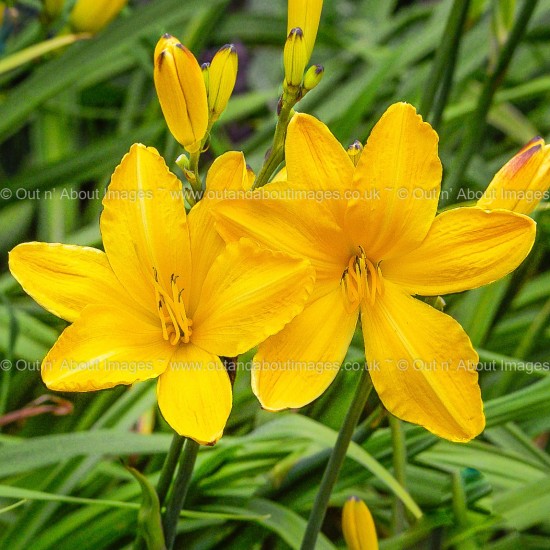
[341,249,383,311]
[152,270,193,345]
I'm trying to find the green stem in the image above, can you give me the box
[162,438,199,550]
[430,0,471,128]
[443,0,539,204]
[389,415,407,534]
[156,434,185,507]
[420,0,471,121]
[300,367,373,550]
[253,93,297,189]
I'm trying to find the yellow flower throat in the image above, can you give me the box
[341,247,384,312]
[152,269,193,345]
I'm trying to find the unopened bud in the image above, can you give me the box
[154,34,209,154]
[287,0,323,64]
[303,64,324,92]
[70,0,127,33]
[283,27,307,89]
[207,44,238,121]
[347,140,363,166]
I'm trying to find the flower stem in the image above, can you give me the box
[162,438,199,550]
[389,415,407,533]
[300,367,373,550]
[156,434,185,507]
[253,92,297,189]
[420,0,471,122]
[442,0,539,205]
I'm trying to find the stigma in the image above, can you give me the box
[340,246,384,312]
[152,269,193,345]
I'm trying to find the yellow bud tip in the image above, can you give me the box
[70,0,127,34]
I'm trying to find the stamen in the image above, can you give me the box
[151,270,193,345]
[340,248,384,310]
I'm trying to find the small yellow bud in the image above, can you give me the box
[284,27,307,89]
[42,0,65,19]
[477,136,550,214]
[153,34,209,154]
[342,497,379,550]
[303,64,324,92]
[202,62,210,94]
[287,0,323,64]
[347,140,363,167]
[176,153,190,172]
[207,44,238,121]
[69,0,127,34]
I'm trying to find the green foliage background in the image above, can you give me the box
[0,0,549,548]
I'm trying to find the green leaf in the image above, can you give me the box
[127,467,166,550]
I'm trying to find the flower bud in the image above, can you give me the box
[303,64,324,92]
[287,0,323,64]
[347,140,363,167]
[477,136,550,214]
[70,0,127,34]
[284,27,307,89]
[207,44,238,121]
[342,497,379,550]
[202,62,210,93]
[153,34,209,154]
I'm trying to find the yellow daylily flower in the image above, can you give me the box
[154,34,209,154]
[477,136,550,214]
[9,144,314,445]
[214,102,537,442]
[206,44,238,122]
[287,0,323,64]
[70,0,127,34]
[342,497,379,550]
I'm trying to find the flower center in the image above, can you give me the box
[340,247,384,312]
[152,269,193,345]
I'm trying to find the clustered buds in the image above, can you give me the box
[154,34,209,154]
[342,496,379,550]
[154,35,239,153]
[283,0,324,101]
[69,0,127,34]
[477,136,550,214]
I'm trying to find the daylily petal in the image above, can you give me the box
[213,180,351,296]
[204,151,249,195]
[361,281,484,442]
[188,152,250,315]
[100,144,192,312]
[157,344,232,445]
[348,102,441,261]
[252,287,358,411]
[286,113,352,221]
[9,242,129,322]
[42,305,170,391]
[382,208,536,295]
[191,238,315,357]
